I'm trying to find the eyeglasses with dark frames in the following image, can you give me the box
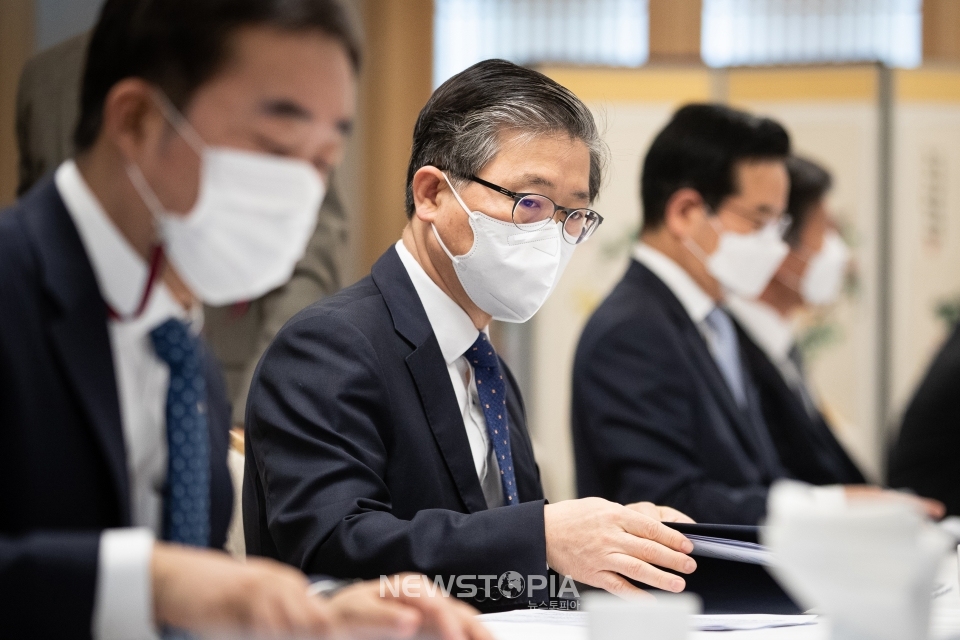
[468,175,604,245]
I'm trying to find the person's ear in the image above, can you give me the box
[411,166,450,224]
[100,78,165,166]
[663,188,709,240]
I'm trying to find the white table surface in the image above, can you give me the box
[480,555,960,640]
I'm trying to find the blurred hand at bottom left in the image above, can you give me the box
[152,543,493,639]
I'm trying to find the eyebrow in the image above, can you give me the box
[260,98,314,121]
[515,173,591,203]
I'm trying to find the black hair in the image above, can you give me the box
[640,103,790,231]
[404,59,607,218]
[784,155,833,247]
[74,0,361,152]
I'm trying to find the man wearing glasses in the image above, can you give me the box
[573,104,795,526]
[572,105,946,528]
[244,59,697,611]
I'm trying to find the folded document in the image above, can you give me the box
[685,533,772,565]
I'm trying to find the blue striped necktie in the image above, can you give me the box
[150,318,210,547]
[466,332,519,506]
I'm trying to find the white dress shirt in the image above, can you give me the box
[632,242,723,352]
[395,241,505,508]
[726,294,820,417]
[56,160,194,640]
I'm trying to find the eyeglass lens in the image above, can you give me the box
[512,196,600,244]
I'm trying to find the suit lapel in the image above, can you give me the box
[23,181,131,524]
[372,248,489,513]
[634,263,772,466]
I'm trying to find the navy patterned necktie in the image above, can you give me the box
[466,332,519,506]
[150,318,210,547]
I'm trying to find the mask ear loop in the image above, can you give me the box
[151,90,207,158]
[773,239,820,295]
[115,89,205,321]
[430,172,475,264]
[441,172,474,218]
[680,201,718,266]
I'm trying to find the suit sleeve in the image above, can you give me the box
[889,326,960,515]
[0,532,100,638]
[246,313,548,589]
[574,316,768,525]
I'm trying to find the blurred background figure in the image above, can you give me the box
[572,103,794,525]
[15,32,89,195]
[888,322,960,515]
[727,155,867,486]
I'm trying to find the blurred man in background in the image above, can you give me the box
[889,318,960,515]
[726,155,866,487]
[573,104,794,525]
[0,0,489,638]
[572,105,942,526]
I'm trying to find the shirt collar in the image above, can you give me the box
[633,242,715,324]
[395,240,482,364]
[725,294,795,363]
[55,160,191,333]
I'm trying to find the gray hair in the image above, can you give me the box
[405,59,607,217]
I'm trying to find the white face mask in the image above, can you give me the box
[125,95,324,306]
[431,173,575,323]
[686,215,789,299]
[799,230,850,306]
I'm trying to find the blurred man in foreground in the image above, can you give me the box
[245,59,697,613]
[15,31,352,453]
[0,0,489,638]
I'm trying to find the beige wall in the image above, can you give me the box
[351,0,434,277]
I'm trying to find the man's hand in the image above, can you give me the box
[843,485,946,520]
[328,575,494,640]
[626,501,696,524]
[544,498,696,599]
[152,543,333,636]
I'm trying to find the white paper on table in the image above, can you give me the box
[695,614,818,631]
[479,609,817,631]
[479,610,588,626]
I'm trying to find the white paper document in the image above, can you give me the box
[479,609,817,631]
[686,534,773,565]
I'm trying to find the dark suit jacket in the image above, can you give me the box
[888,323,960,515]
[739,332,866,486]
[572,260,786,525]
[0,179,234,639]
[244,247,548,611]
